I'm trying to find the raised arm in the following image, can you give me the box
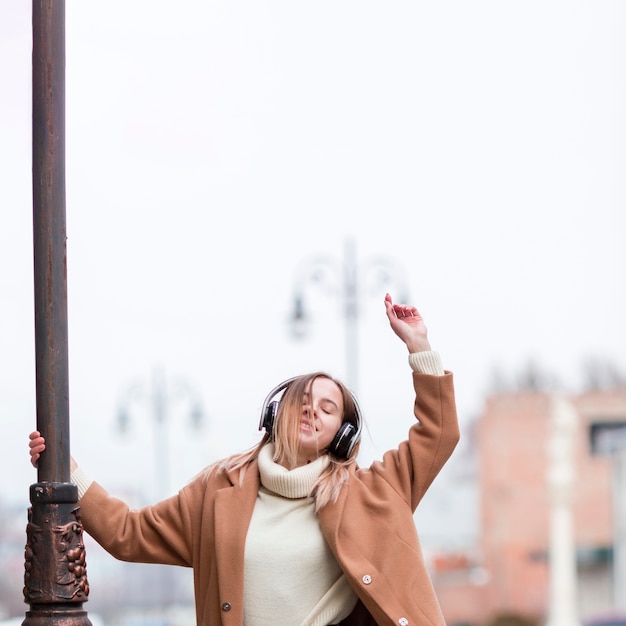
[356,294,459,510]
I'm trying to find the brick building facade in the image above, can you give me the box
[430,387,626,626]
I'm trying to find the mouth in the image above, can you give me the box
[300,419,314,432]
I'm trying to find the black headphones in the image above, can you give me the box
[258,376,362,461]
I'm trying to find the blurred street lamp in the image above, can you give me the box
[116,369,204,612]
[288,239,408,392]
[117,368,204,500]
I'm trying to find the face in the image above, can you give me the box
[298,377,344,463]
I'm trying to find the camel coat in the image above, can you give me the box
[78,371,459,626]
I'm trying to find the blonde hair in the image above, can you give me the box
[201,373,361,511]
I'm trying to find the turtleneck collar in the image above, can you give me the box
[257,443,330,499]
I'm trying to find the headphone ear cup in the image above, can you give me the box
[261,400,280,437]
[328,422,358,460]
[259,377,298,436]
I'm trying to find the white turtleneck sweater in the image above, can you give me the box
[243,444,357,626]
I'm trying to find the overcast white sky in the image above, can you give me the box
[1,1,625,547]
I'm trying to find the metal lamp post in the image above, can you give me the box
[24,3,92,625]
[288,239,408,393]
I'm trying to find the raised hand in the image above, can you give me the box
[384,293,432,354]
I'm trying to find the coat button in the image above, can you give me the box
[398,618,409,625]
[221,602,232,612]
[362,574,372,585]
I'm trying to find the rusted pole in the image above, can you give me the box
[23,2,92,625]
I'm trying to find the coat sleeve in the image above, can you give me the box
[77,477,201,567]
[359,371,460,512]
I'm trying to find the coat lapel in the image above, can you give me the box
[213,461,260,623]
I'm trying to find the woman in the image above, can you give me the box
[29,293,459,626]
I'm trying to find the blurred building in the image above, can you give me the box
[431,385,626,626]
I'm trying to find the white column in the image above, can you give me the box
[546,395,580,626]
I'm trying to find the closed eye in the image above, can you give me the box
[320,401,338,414]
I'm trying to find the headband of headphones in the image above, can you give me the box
[258,375,362,461]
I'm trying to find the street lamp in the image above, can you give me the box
[288,239,409,392]
[115,369,204,615]
[25,5,92,626]
[117,368,204,501]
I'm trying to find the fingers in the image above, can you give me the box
[28,432,78,472]
[384,293,399,324]
[29,431,45,468]
[393,305,418,318]
[384,293,418,319]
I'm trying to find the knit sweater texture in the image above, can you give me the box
[244,445,357,625]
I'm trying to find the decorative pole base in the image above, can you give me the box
[23,482,92,626]
[23,608,91,626]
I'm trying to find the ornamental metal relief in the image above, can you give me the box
[24,505,90,603]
